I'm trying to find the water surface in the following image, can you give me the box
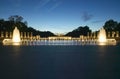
[0,45,120,79]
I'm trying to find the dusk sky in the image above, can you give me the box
[0,0,120,33]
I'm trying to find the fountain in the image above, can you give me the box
[98,28,107,43]
[2,27,21,45]
[2,27,116,45]
[12,27,21,42]
[97,28,116,45]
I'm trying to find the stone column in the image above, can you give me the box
[116,31,119,37]
[24,32,26,38]
[93,32,96,39]
[21,32,23,38]
[97,32,99,39]
[90,33,93,39]
[87,32,90,39]
[10,32,12,38]
[36,35,40,40]
[5,32,8,38]
[30,32,33,39]
[80,35,84,40]
[1,31,4,38]
[108,32,110,38]
[112,31,115,38]
[27,32,29,38]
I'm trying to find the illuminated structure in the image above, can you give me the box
[98,28,107,42]
[1,27,117,45]
[2,27,21,45]
[97,28,116,45]
[12,27,21,42]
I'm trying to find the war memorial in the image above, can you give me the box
[0,26,118,45]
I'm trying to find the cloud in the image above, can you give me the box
[34,0,51,10]
[10,0,22,7]
[39,0,51,7]
[48,1,62,11]
[34,0,62,12]
[92,20,104,23]
[81,12,93,22]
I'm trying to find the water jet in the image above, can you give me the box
[3,27,21,45]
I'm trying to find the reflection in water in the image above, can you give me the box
[12,42,21,46]
[0,43,120,79]
[98,42,107,46]
[3,42,21,46]
[3,40,116,46]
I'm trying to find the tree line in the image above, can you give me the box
[0,15,120,37]
[65,19,120,37]
[0,15,55,37]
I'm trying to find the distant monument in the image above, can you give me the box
[2,27,116,45]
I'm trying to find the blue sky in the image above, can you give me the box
[0,0,120,34]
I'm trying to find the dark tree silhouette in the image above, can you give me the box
[65,26,91,37]
[115,23,120,31]
[1,16,120,38]
[0,15,55,37]
[8,15,23,22]
[103,19,118,31]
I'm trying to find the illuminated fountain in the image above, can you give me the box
[97,28,116,45]
[12,27,21,42]
[98,28,107,43]
[2,27,116,45]
[3,27,21,45]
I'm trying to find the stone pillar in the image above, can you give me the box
[27,32,29,38]
[90,33,93,38]
[30,32,33,39]
[21,32,23,38]
[87,32,90,39]
[80,35,84,40]
[36,35,40,40]
[108,32,110,38]
[5,32,8,38]
[24,32,26,38]
[10,32,12,38]
[93,32,96,39]
[1,31,4,38]
[97,32,99,39]
[112,31,115,38]
[116,31,119,37]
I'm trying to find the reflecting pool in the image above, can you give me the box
[0,45,120,79]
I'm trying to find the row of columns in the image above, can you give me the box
[0,32,12,38]
[0,31,33,39]
[87,31,119,39]
[107,31,119,38]
[0,31,119,40]
[20,32,33,39]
